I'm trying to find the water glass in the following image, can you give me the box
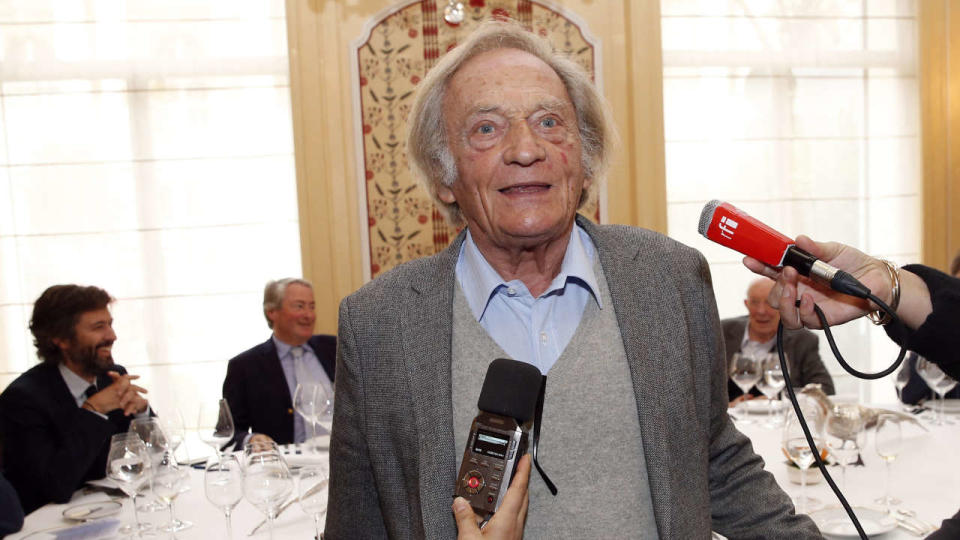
[106,434,150,536]
[298,465,330,540]
[198,399,235,459]
[730,353,761,423]
[825,403,865,490]
[205,455,243,539]
[781,401,825,514]
[874,414,903,512]
[243,443,293,540]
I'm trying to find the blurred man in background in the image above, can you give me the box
[723,278,835,406]
[0,285,149,513]
[223,278,335,448]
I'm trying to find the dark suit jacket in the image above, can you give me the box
[0,471,23,536]
[325,216,819,540]
[722,315,835,400]
[222,334,336,447]
[0,362,134,514]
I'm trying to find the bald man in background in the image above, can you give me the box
[722,278,835,404]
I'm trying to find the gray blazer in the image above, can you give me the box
[325,216,819,539]
[722,315,835,398]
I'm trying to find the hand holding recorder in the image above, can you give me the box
[452,454,531,540]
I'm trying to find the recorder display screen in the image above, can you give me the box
[472,429,509,459]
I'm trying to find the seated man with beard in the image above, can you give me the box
[0,285,150,513]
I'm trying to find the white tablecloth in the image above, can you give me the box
[10,452,327,539]
[735,405,960,538]
[11,412,959,538]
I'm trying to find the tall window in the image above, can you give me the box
[0,1,301,424]
[661,0,920,401]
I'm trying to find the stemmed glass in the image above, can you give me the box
[756,353,786,428]
[313,384,334,450]
[205,455,244,539]
[916,355,957,425]
[158,408,188,463]
[298,465,330,540]
[729,353,761,423]
[294,383,321,444]
[243,442,293,540]
[782,400,825,514]
[151,450,192,532]
[106,433,151,536]
[129,417,168,467]
[874,414,903,513]
[825,403,865,490]
[198,399,235,459]
[894,357,912,411]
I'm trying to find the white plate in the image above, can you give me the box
[743,399,786,414]
[809,506,896,538]
[62,500,122,521]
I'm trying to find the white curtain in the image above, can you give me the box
[0,0,301,427]
[661,0,920,402]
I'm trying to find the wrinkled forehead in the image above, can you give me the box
[746,279,774,300]
[445,47,572,109]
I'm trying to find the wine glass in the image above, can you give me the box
[729,353,761,423]
[894,356,912,411]
[874,414,903,513]
[106,434,150,536]
[298,465,330,540]
[934,374,958,425]
[158,408,187,462]
[825,403,865,490]
[781,400,825,513]
[312,383,334,450]
[151,450,192,532]
[916,355,955,425]
[205,455,244,539]
[129,417,168,466]
[198,399,235,459]
[243,443,293,540]
[756,353,786,428]
[294,383,320,443]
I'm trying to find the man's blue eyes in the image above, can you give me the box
[476,118,557,134]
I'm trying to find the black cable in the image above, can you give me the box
[779,290,909,540]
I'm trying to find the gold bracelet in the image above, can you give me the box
[866,259,900,325]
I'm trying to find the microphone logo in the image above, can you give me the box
[718,215,739,240]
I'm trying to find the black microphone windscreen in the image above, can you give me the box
[477,358,542,423]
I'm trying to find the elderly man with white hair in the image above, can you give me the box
[325,21,819,540]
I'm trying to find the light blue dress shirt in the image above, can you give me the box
[455,224,602,374]
[273,336,333,443]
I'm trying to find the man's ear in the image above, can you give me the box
[52,337,69,352]
[437,183,456,204]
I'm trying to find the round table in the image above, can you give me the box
[735,403,960,538]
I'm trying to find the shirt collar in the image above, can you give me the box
[740,322,776,351]
[58,362,94,402]
[272,335,311,360]
[456,223,602,321]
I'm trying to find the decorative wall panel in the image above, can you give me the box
[354,0,598,279]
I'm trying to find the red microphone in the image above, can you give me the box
[698,200,870,299]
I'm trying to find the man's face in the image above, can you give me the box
[437,48,588,252]
[60,308,116,377]
[744,280,779,337]
[268,283,316,346]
